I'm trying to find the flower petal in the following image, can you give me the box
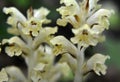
[32,27,58,49]
[34,63,45,71]
[71,24,103,47]
[3,7,26,22]
[2,36,29,57]
[33,7,51,24]
[50,36,77,57]
[87,9,114,33]
[85,53,110,75]
[3,7,27,35]
[0,68,8,82]
[5,66,26,82]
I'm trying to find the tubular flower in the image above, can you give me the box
[2,36,27,57]
[71,24,105,47]
[3,7,51,37]
[84,53,110,76]
[57,0,114,33]
[0,68,8,82]
[21,17,42,37]
[5,44,22,57]
[50,36,77,57]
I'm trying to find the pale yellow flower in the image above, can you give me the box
[5,44,22,57]
[21,17,42,37]
[57,0,114,33]
[32,26,58,49]
[0,68,8,82]
[87,9,114,33]
[2,36,27,57]
[71,24,104,47]
[86,53,110,76]
[3,7,51,37]
[33,7,51,24]
[50,36,77,57]
[3,7,26,35]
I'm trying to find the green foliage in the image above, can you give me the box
[110,13,120,28]
[104,38,120,68]
[8,0,30,7]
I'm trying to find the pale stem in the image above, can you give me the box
[74,45,85,82]
[26,45,35,82]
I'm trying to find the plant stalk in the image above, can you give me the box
[74,45,85,82]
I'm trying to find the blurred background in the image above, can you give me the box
[0,0,120,82]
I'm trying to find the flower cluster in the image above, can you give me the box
[1,6,66,82]
[0,0,114,82]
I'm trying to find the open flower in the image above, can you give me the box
[2,36,27,57]
[5,44,22,57]
[57,0,114,33]
[84,53,110,76]
[50,36,77,57]
[21,17,42,37]
[3,7,51,37]
[71,24,104,47]
[0,68,8,82]
[3,7,26,35]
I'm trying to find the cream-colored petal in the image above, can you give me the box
[3,37,23,57]
[60,0,78,6]
[87,9,114,32]
[34,7,49,19]
[2,37,29,56]
[3,7,26,22]
[56,18,68,27]
[50,36,77,57]
[57,0,80,28]
[5,66,26,82]
[6,17,20,35]
[32,27,58,49]
[71,24,101,47]
[57,6,77,17]
[85,0,101,16]
[86,53,110,75]
[59,53,77,73]
[3,7,26,35]
[0,68,8,82]
[34,63,45,71]
[33,7,51,24]
[21,17,42,37]
[6,36,26,46]
[5,45,22,57]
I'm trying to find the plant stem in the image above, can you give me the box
[27,50,34,82]
[74,45,85,82]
